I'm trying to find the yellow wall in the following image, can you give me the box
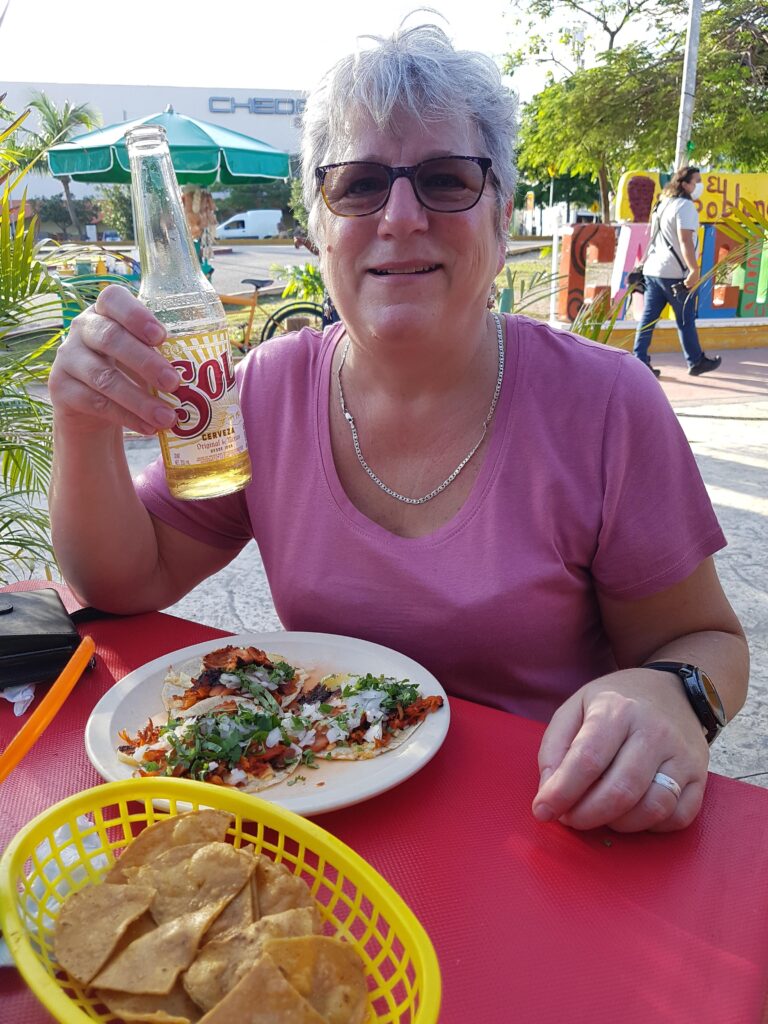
[615,170,768,224]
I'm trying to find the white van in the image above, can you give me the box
[215,209,283,240]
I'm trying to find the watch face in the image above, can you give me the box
[700,670,727,726]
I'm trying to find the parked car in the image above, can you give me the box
[101,230,121,242]
[215,210,283,240]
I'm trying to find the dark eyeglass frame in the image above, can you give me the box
[315,156,494,217]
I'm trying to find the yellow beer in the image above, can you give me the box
[126,124,252,500]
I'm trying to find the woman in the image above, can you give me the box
[48,24,748,834]
[633,166,721,377]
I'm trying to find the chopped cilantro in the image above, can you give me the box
[343,674,420,711]
[318,703,334,714]
[149,706,279,780]
[301,749,319,769]
[268,661,296,685]
[287,774,306,787]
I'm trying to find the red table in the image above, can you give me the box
[2,582,768,1023]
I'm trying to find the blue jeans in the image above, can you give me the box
[633,276,703,368]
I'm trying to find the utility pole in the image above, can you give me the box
[674,0,702,169]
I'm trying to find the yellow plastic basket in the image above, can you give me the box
[0,777,441,1024]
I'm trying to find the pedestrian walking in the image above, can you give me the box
[633,167,721,377]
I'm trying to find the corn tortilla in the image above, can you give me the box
[194,954,325,1024]
[105,810,232,883]
[183,907,319,1012]
[52,883,155,986]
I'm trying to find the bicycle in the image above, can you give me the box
[259,299,325,343]
[217,278,273,353]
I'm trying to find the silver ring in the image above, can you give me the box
[651,771,682,800]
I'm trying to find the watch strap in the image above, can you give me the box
[644,661,724,743]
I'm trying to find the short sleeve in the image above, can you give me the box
[134,455,252,551]
[591,355,725,599]
[677,199,699,232]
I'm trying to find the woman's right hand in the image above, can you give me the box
[684,268,700,290]
[49,284,180,436]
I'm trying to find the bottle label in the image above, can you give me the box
[159,329,248,468]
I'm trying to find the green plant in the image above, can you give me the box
[98,184,134,240]
[270,262,325,301]
[288,177,309,235]
[570,286,638,345]
[18,92,101,239]
[495,264,565,314]
[0,107,113,583]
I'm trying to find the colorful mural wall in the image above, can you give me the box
[557,171,768,323]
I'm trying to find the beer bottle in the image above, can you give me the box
[126,125,251,500]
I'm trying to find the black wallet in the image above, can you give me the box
[0,589,82,689]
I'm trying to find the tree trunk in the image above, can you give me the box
[60,176,83,240]
[597,164,611,223]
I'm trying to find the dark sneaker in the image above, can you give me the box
[688,354,722,376]
[649,364,661,378]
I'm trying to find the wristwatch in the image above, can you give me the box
[645,661,727,744]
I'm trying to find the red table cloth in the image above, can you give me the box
[1,582,767,1023]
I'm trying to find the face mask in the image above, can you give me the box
[690,182,704,200]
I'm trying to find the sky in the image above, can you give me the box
[1,0,547,101]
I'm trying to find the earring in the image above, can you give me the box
[487,283,497,309]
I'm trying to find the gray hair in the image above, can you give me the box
[301,21,518,243]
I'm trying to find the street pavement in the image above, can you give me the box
[124,343,768,790]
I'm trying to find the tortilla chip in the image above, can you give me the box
[53,883,155,985]
[204,871,255,942]
[256,856,315,917]
[263,936,368,1024]
[131,842,255,925]
[97,979,202,1023]
[249,870,261,922]
[106,810,233,883]
[183,907,319,1012]
[92,902,226,995]
[194,954,325,1024]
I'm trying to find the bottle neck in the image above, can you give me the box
[128,139,212,302]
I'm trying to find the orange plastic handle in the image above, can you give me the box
[0,635,96,783]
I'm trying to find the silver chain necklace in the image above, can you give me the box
[336,312,505,506]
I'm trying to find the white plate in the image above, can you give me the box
[85,632,450,816]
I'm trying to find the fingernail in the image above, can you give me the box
[533,802,555,823]
[145,321,166,344]
[154,405,177,428]
[159,367,179,390]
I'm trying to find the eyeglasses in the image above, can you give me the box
[315,156,493,217]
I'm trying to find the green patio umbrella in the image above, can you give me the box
[47,106,290,184]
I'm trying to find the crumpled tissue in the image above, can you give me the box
[0,683,37,716]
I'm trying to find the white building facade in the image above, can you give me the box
[4,81,306,198]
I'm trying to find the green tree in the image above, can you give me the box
[98,184,134,240]
[19,91,101,239]
[516,174,600,219]
[504,0,686,73]
[214,179,293,224]
[289,177,309,235]
[36,194,97,240]
[0,106,121,582]
[515,0,768,220]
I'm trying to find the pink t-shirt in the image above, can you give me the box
[135,315,725,722]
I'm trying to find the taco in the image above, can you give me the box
[282,673,444,761]
[117,646,444,791]
[161,645,306,716]
[117,702,302,793]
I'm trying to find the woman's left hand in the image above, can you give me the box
[532,668,710,832]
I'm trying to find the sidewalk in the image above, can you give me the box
[127,347,767,789]
[649,348,767,787]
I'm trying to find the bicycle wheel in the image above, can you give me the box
[260,302,324,343]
